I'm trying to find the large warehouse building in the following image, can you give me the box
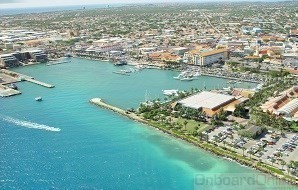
[177,91,243,117]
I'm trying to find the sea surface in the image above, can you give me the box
[0,58,294,189]
[0,4,124,16]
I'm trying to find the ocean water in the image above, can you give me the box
[0,4,124,16]
[0,58,294,189]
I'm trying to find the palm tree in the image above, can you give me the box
[280,160,286,170]
[287,164,291,175]
[271,158,276,166]
[223,141,226,148]
[248,151,252,159]
[241,147,246,157]
[183,120,188,130]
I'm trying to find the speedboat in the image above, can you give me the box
[35,97,43,101]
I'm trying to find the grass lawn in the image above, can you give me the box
[175,118,209,132]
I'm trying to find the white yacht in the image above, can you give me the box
[162,89,179,96]
[180,76,193,81]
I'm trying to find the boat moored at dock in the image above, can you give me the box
[7,83,18,90]
[114,60,127,66]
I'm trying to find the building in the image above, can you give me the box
[172,47,189,56]
[0,49,47,67]
[177,91,240,117]
[241,125,263,139]
[193,49,228,66]
[261,86,298,121]
[148,52,181,63]
[0,54,19,67]
[28,50,48,62]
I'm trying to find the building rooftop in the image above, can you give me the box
[178,91,235,110]
[277,99,298,115]
[200,48,228,57]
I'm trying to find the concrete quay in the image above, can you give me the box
[1,69,55,88]
[1,69,33,79]
[0,84,21,97]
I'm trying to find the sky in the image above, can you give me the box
[0,0,280,8]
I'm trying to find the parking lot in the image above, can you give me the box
[206,125,298,169]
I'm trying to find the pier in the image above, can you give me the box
[1,69,55,88]
[24,78,55,88]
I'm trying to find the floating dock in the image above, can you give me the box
[112,71,130,76]
[24,78,55,88]
[46,60,71,66]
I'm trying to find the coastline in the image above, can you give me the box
[90,98,298,186]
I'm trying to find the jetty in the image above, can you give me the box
[1,69,55,88]
[90,98,145,123]
[24,78,55,88]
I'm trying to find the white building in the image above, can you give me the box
[193,49,228,66]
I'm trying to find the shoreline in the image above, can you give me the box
[89,98,298,186]
[201,73,261,83]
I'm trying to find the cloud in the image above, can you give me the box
[0,0,18,3]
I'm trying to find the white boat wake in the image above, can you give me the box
[1,116,61,132]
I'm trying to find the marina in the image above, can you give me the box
[0,58,293,189]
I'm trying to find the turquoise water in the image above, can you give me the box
[0,58,294,189]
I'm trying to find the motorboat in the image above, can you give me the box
[35,97,43,101]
